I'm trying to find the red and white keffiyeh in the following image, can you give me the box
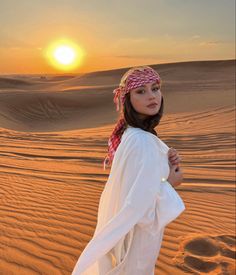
[103,66,161,170]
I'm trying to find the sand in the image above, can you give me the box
[0,59,235,274]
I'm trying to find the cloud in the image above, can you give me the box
[0,31,36,49]
[199,40,222,47]
[191,35,201,39]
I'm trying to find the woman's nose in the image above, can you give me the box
[147,89,156,99]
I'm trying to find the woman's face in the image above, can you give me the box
[129,81,162,119]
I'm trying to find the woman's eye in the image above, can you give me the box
[136,87,159,93]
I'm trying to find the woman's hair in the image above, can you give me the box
[116,66,164,137]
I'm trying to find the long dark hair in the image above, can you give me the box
[116,93,164,137]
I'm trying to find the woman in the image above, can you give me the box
[72,66,185,275]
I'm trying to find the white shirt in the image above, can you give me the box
[72,126,185,275]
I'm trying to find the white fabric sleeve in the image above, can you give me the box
[137,179,185,233]
[157,180,185,229]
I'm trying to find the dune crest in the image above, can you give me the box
[0,59,235,132]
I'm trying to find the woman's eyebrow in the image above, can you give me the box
[134,86,144,90]
[136,83,158,89]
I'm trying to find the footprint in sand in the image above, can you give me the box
[173,234,236,274]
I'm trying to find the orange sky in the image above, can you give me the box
[0,0,235,74]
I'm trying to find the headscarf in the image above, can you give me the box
[103,66,161,170]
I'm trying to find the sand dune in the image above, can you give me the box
[0,59,235,132]
[0,60,235,274]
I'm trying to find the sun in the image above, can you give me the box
[45,39,85,71]
[54,46,76,65]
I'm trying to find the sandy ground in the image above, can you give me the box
[0,59,235,274]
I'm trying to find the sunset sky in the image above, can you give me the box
[0,0,235,74]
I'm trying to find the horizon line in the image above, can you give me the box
[0,58,235,76]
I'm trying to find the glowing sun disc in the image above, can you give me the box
[54,46,76,65]
[45,39,85,71]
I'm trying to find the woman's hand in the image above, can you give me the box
[168,147,182,167]
[167,164,183,188]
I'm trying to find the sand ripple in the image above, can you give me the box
[0,60,235,274]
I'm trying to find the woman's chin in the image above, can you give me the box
[146,108,160,116]
[137,108,160,119]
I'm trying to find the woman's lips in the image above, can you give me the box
[147,103,158,108]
